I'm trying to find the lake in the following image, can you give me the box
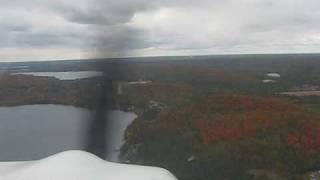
[266,73,281,78]
[12,71,103,80]
[0,105,136,162]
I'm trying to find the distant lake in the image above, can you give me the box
[12,71,103,80]
[266,73,281,78]
[0,105,136,161]
[262,79,276,83]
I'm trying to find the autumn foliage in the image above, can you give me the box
[196,109,298,145]
[285,122,320,154]
[153,93,320,148]
[190,94,300,144]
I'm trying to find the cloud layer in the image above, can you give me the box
[0,0,320,61]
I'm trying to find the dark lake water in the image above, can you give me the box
[0,105,136,161]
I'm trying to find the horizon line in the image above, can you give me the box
[1,52,320,63]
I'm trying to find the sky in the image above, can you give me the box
[1,0,320,61]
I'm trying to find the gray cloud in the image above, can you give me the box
[0,0,320,61]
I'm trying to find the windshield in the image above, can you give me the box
[0,1,320,180]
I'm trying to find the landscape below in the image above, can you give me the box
[0,54,320,179]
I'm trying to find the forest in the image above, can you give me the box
[1,54,320,179]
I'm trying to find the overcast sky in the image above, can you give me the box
[0,0,320,61]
